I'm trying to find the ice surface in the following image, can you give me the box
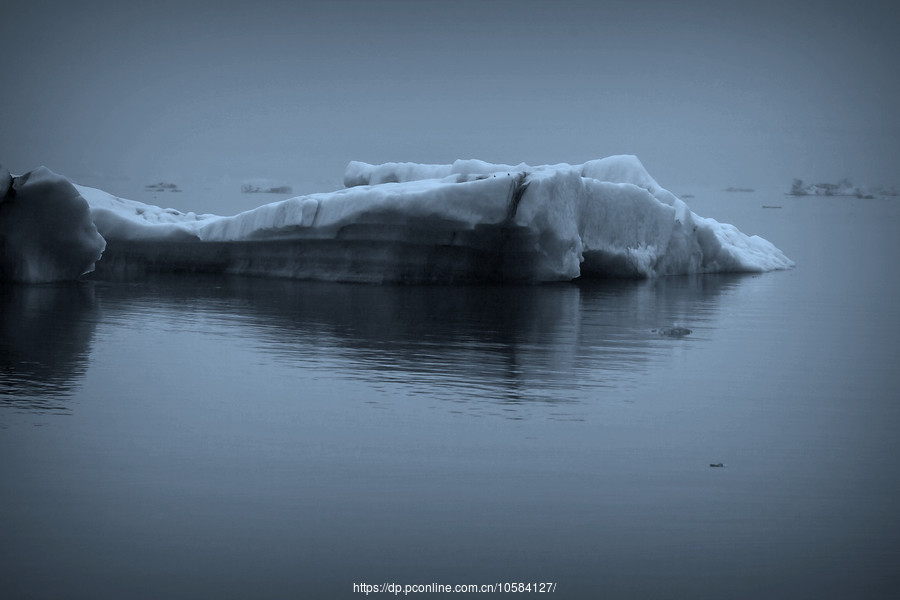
[3,156,794,283]
[1,166,106,283]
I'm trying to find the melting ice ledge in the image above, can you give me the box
[1,156,794,284]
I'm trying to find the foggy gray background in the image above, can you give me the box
[2,0,897,215]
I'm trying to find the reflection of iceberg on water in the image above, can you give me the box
[2,156,794,284]
[1,283,99,410]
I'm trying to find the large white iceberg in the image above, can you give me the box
[3,156,794,283]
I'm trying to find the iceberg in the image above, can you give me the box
[2,156,794,284]
[787,178,895,199]
[1,165,106,283]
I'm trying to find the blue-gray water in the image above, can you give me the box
[2,192,899,598]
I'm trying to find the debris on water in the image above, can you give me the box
[653,326,692,337]
[709,463,725,468]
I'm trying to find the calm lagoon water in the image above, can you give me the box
[2,192,899,598]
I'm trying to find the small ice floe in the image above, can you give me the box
[653,326,692,337]
[144,181,181,193]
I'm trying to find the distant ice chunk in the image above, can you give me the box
[240,178,293,194]
[1,166,106,283]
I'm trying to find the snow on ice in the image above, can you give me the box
[1,156,794,284]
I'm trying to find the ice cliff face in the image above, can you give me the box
[1,156,794,283]
[1,165,105,283]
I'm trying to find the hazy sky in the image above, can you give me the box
[2,0,898,214]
